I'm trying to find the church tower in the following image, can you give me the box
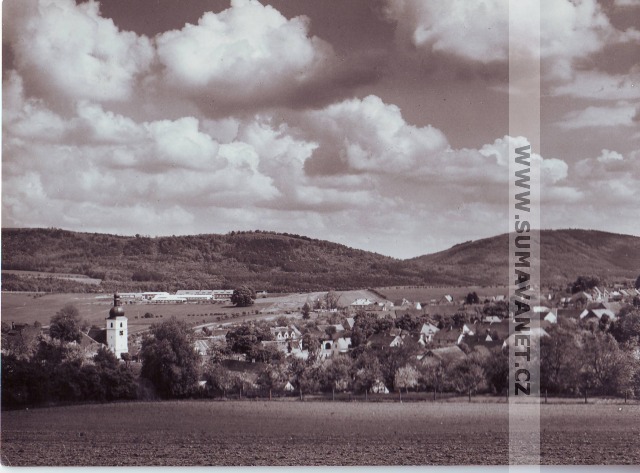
[106,293,128,359]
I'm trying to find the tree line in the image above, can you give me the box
[3,303,640,410]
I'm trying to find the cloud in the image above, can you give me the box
[552,68,640,100]
[153,0,363,112]
[4,0,154,104]
[384,0,640,86]
[557,102,639,129]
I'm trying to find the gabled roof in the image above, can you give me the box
[87,327,107,345]
[345,318,356,330]
[422,345,467,365]
[432,327,461,344]
[420,322,439,335]
[79,332,105,351]
[580,308,616,321]
[570,291,593,302]
[367,333,396,348]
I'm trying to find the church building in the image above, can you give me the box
[106,293,128,359]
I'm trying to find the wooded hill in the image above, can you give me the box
[407,229,640,288]
[2,228,638,292]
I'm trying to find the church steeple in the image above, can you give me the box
[106,293,128,359]
[108,293,125,319]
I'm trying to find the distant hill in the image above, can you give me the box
[407,229,640,287]
[0,228,425,292]
[1,228,638,292]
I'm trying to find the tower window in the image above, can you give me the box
[120,323,123,328]
[119,331,124,336]
[110,322,113,328]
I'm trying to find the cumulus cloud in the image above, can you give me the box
[4,0,154,104]
[384,0,639,86]
[153,0,362,112]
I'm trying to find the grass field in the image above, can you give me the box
[1,270,102,285]
[2,401,639,466]
[0,289,388,334]
[1,293,278,334]
[374,285,510,304]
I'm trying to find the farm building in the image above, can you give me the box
[212,290,234,301]
[419,345,467,366]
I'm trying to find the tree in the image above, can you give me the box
[325,291,340,311]
[395,313,419,332]
[351,349,383,393]
[231,286,256,307]
[256,360,289,395]
[540,325,580,394]
[609,308,640,345]
[578,330,635,396]
[301,302,311,320]
[49,304,83,343]
[448,357,486,400]
[321,356,352,392]
[570,275,600,294]
[302,331,321,361]
[350,311,377,347]
[465,292,480,305]
[483,348,509,394]
[92,346,137,401]
[636,274,640,290]
[140,318,200,398]
[394,365,419,394]
[226,323,272,357]
[205,364,237,397]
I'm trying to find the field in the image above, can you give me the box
[1,292,277,334]
[1,270,102,285]
[2,401,639,466]
[375,285,510,304]
[0,289,387,335]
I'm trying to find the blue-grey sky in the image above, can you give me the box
[3,0,639,258]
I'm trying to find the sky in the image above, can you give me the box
[2,0,639,259]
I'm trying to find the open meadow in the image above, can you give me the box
[2,401,639,466]
[0,289,389,334]
[1,292,284,334]
[374,285,510,304]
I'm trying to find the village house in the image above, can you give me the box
[419,345,467,366]
[319,335,352,358]
[432,327,463,346]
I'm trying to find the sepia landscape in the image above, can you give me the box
[3,0,640,468]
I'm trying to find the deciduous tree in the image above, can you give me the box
[140,318,200,398]
[49,304,83,343]
[231,286,256,307]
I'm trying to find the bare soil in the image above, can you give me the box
[2,401,639,466]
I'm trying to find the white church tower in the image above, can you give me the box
[106,293,128,359]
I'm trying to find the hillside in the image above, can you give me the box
[0,228,426,292]
[1,228,638,292]
[407,229,640,287]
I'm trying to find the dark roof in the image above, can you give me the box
[367,333,396,348]
[470,320,510,341]
[432,328,460,343]
[221,359,265,374]
[557,309,582,320]
[423,346,467,365]
[80,332,105,350]
[87,327,107,345]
